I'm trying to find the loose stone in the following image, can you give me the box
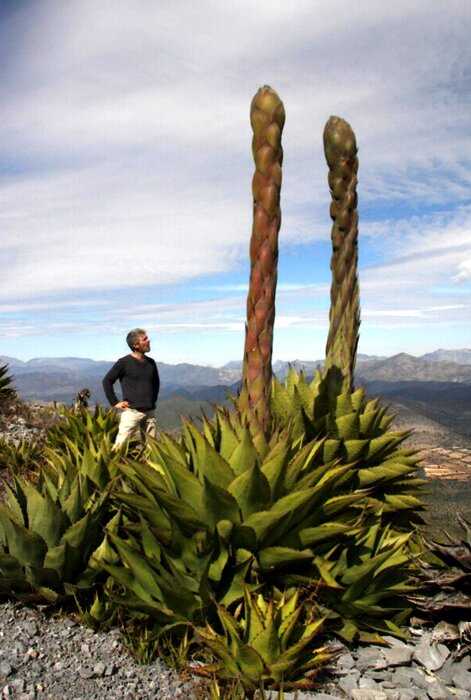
[413,637,450,672]
[351,689,388,700]
[381,645,414,668]
[425,680,452,700]
[453,668,471,691]
[93,661,106,677]
[0,664,12,678]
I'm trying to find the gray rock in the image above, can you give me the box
[356,647,386,671]
[0,664,12,678]
[453,668,471,691]
[381,645,414,667]
[386,691,427,700]
[431,621,460,643]
[369,670,393,681]
[458,656,471,672]
[413,638,450,672]
[351,690,388,700]
[338,671,359,693]
[425,680,452,700]
[337,651,356,670]
[93,662,106,677]
[393,667,429,690]
[63,619,78,628]
[359,677,379,689]
[11,680,26,693]
[382,635,411,647]
[450,691,471,699]
[77,666,95,680]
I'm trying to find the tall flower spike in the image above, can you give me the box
[239,86,285,436]
[323,116,361,393]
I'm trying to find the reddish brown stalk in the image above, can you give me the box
[238,86,285,435]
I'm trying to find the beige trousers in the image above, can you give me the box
[113,408,157,448]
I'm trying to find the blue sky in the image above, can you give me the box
[1,0,470,366]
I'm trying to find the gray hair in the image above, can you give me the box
[126,328,147,350]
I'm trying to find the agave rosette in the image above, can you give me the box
[97,399,418,641]
[0,469,111,602]
[270,366,425,531]
[45,405,120,456]
[194,587,333,692]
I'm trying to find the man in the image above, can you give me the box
[103,328,160,448]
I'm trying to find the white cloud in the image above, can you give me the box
[0,0,470,303]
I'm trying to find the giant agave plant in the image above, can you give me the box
[0,469,110,602]
[0,409,123,602]
[95,103,423,657]
[100,411,416,642]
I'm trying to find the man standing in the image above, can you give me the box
[103,328,160,448]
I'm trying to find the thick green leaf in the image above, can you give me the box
[152,489,207,532]
[228,463,271,519]
[24,484,65,549]
[162,459,204,516]
[261,441,290,499]
[228,428,258,476]
[299,522,355,547]
[0,507,47,568]
[258,547,313,571]
[238,510,285,542]
[335,412,360,440]
[218,416,240,462]
[61,478,85,524]
[344,439,369,462]
[202,477,240,527]
[313,556,343,588]
[109,534,164,601]
[192,430,235,489]
[358,463,415,487]
[323,440,341,462]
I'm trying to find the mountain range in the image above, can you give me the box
[2,350,471,437]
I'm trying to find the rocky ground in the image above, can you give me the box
[0,602,470,699]
[1,400,471,698]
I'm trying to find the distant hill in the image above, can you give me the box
[420,349,471,365]
[356,353,471,383]
[2,351,471,437]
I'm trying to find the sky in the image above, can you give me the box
[0,0,470,366]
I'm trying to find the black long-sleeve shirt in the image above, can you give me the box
[102,355,160,411]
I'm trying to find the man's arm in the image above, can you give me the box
[152,362,160,407]
[103,359,125,406]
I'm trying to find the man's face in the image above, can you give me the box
[134,333,151,353]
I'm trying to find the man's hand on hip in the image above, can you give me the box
[114,401,130,410]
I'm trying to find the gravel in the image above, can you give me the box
[0,601,196,700]
[1,603,471,699]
